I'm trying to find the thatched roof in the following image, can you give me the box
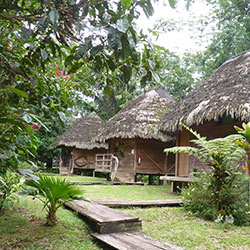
[95,86,175,142]
[161,50,250,132]
[51,115,108,149]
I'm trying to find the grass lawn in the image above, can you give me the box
[120,207,250,250]
[80,184,180,201]
[1,182,250,250]
[0,196,101,250]
[46,174,106,182]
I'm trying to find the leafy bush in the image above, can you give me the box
[183,171,250,226]
[165,123,250,226]
[0,170,22,211]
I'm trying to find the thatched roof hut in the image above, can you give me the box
[51,114,107,150]
[161,50,250,132]
[95,85,175,143]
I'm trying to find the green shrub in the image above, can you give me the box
[0,170,22,210]
[183,172,250,226]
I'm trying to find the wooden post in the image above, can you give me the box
[149,175,153,185]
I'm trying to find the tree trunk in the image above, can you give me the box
[46,207,57,226]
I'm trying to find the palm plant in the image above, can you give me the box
[25,174,83,226]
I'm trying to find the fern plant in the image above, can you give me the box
[164,123,246,170]
[164,123,250,225]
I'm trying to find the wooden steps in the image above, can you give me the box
[63,200,141,234]
[63,199,185,250]
[114,171,134,182]
[97,199,183,208]
[92,231,185,250]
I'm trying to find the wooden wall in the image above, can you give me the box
[108,138,174,181]
[176,120,242,176]
[109,138,136,178]
[60,146,107,174]
[72,148,107,170]
[176,128,190,177]
[60,146,73,174]
[135,139,167,174]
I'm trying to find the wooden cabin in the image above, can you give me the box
[51,115,107,174]
[160,50,250,179]
[94,86,176,183]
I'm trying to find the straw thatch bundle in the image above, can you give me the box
[95,86,175,142]
[51,115,107,149]
[161,50,250,132]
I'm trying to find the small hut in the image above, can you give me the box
[94,86,176,183]
[51,115,107,174]
[160,50,250,178]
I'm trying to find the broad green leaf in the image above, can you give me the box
[108,27,121,50]
[140,0,154,18]
[29,113,49,131]
[69,0,76,5]
[121,34,131,59]
[121,65,132,83]
[41,49,48,60]
[116,18,129,33]
[49,9,60,27]
[152,71,160,83]
[64,55,75,66]
[38,17,49,32]
[21,57,33,68]
[168,0,176,8]
[121,0,132,10]
[16,137,25,146]
[48,39,56,56]
[90,45,104,55]
[20,27,32,41]
[22,113,32,123]
[186,0,191,10]
[9,86,28,98]
[75,44,87,60]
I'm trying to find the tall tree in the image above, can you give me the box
[201,0,250,78]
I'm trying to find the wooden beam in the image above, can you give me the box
[97,199,183,208]
[141,149,165,172]
[92,232,185,250]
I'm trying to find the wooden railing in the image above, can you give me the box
[110,155,119,181]
[95,154,113,172]
[95,154,119,181]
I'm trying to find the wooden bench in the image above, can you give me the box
[160,176,191,192]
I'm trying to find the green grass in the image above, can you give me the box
[2,183,249,250]
[0,197,101,250]
[80,184,179,201]
[45,174,106,182]
[120,207,250,250]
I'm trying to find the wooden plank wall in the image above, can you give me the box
[60,146,73,173]
[73,148,107,169]
[177,120,242,175]
[176,129,190,177]
[135,139,167,174]
[109,138,136,172]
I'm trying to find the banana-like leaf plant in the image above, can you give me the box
[25,174,83,226]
